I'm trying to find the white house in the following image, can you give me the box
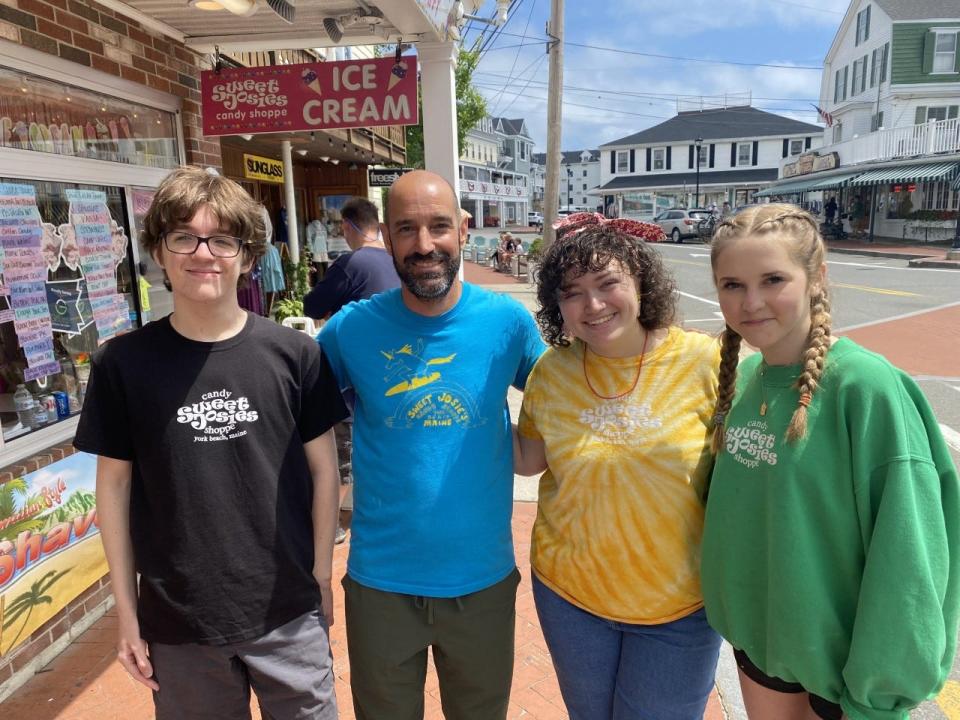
[458,116,531,228]
[532,149,602,212]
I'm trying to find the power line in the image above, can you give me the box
[498,53,549,116]
[489,0,537,115]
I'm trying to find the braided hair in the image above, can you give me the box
[710,204,831,451]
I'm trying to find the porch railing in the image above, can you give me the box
[822,117,960,166]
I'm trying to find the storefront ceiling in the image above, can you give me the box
[104,1,466,52]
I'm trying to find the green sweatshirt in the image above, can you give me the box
[702,338,960,720]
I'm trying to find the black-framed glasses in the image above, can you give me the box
[163,232,247,258]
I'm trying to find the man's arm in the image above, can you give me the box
[303,428,341,627]
[303,259,350,320]
[96,456,159,691]
[513,424,547,476]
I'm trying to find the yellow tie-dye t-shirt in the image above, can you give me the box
[519,327,719,624]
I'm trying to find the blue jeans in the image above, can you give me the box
[533,573,721,720]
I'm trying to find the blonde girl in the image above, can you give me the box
[701,203,960,720]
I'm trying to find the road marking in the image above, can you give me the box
[689,253,710,258]
[936,679,960,718]
[832,281,920,297]
[827,260,896,269]
[677,290,720,307]
[943,425,960,454]
[664,258,708,267]
[835,300,960,333]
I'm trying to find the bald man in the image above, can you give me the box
[318,171,544,719]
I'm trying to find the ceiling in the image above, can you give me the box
[103,0,476,53]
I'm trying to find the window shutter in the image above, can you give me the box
[805,136,812,149]
[864,5,870,42]
[752,141,759,166]
[956,39,960,72]
[782,139,789,158]
[630,149,636,172]
[843,66,848,100]
[915,106,927,124]
[834,69,840,102]
[709,144,715,168]
[923,32,936,74]
[610,151,615,174]
[666,146,672,170]
[870,48,877,87]
[881,42,889,82]
[645,148,651,172]
[862,55,868,92]
[689,144,694,169]
[949,106,959,120]
[730,143,736,167]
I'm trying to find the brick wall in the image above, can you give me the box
[0,442,113,696]
[0,0,220,168]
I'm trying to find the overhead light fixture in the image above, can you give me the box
[330,159,340,165]
[349,162,358,170]
[320,156,330,162]
[188,0,256,15]
[296,149,308,156]
[239,134,253,141]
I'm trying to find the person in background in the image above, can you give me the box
[75,166,346,720]
[513,220,722,719]
[704,204,959,720]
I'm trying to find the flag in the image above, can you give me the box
[813,104,834,128]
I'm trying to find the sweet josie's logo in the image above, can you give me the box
[177,389,259,442]
[579,400,661,445]
[724,420,778,468]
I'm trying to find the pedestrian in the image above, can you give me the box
[704,204,960,720]
[75,166,347,720]
[303,196,401,545]
[318,169,545,720]
[824,196,837,224]
[851,194,867,234]
[513,220,722,719]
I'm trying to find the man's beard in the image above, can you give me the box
[395,250,460,300]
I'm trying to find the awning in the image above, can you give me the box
[953,173,960,191]
[804,171,864,190]
[849,162,959,187]
[754,177,821,197]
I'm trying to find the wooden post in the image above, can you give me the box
[543,0,564,246]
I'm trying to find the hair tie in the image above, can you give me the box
[713,412,726,426]
[798,392,812,408]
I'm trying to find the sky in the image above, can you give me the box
[462,0,852,153]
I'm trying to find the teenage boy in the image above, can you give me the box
[319,170,545,720]
[75,166,346,720]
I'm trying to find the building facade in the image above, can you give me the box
[458,116,531,227]
[597,106,823,219]
[533,149,602,213]
[762,0,960,241]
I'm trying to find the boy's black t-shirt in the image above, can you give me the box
[74,313,348,645]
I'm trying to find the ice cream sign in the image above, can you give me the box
[201,56,418,137]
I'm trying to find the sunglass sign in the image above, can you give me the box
[201,56,418,137]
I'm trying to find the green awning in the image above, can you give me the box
[953,173,960,191]
[754,177,821,197]
[804,171,864,190]
[849,162,959,187]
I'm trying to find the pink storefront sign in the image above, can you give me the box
[200,56,419,137]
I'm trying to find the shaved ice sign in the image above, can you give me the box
[201,56,418,136]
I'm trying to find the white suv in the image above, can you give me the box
[527,212,544,229]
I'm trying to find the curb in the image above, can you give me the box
[908,257,960,270]
[827,246,935,260]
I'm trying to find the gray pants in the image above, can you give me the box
[149,609,337,720]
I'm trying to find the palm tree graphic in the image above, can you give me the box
[1,568,71,655]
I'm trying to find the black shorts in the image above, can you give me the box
[733,648,843,720]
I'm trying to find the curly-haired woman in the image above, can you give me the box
[514,222,722,719]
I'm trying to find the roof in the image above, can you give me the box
[492,117,530,138]
[873,0,960,20]
[599,168,778,191]
[532,150,599,165]
[600,106,822,148]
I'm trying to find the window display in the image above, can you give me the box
[0,68,179,169]
[0,177,139,444]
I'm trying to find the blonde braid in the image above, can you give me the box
[786,288,832,442]
[711,327,742,454]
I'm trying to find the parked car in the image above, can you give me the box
[527,211,543,230]
[653,208,711,243]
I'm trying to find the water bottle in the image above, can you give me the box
[13,384,35,429]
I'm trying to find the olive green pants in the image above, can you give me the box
[342,569,520,720]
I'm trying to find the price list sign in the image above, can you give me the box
[66,190,131,344]
[0,183,59,380]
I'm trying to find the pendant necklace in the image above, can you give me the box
[583,331,650,400]
[757,362,768,416]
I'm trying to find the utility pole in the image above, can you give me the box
[543,0,564,246]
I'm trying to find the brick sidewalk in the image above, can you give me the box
[1,503,725,720]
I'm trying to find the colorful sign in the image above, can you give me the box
[369,167,413,187]
[462,180,528,200]
[782,151,840,178]
[0,452,104,657]
[243,154,285,184]
[201,57,419,137]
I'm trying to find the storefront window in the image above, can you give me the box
[0,178,140,444]
[0,67,179,169]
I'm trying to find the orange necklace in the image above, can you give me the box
[582,331,650,400]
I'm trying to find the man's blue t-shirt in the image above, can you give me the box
[303,246,400,319]
[319,283,545,597]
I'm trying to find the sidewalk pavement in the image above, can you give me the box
[0,503,729,720]
[825,239,960,269]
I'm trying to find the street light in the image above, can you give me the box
[694,136,703,208]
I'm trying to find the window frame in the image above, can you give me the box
[736,142,752,167]
[790,139,804,155]
[616,150,629,173]
[855,6,870,46]
[652,146,666,171]
[933,31,959,74]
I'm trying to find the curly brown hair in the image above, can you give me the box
[535,224,678,347]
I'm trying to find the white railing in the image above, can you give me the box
[820,117,960,166]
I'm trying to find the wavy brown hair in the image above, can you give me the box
[710,203,831,453]
[535,224,677,347]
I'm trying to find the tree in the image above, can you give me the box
[406,48,487,169]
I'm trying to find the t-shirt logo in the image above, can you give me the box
[380,339,484,429]
[176,389,260,443]
[579,400,662,445]
[724,420,778,468]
